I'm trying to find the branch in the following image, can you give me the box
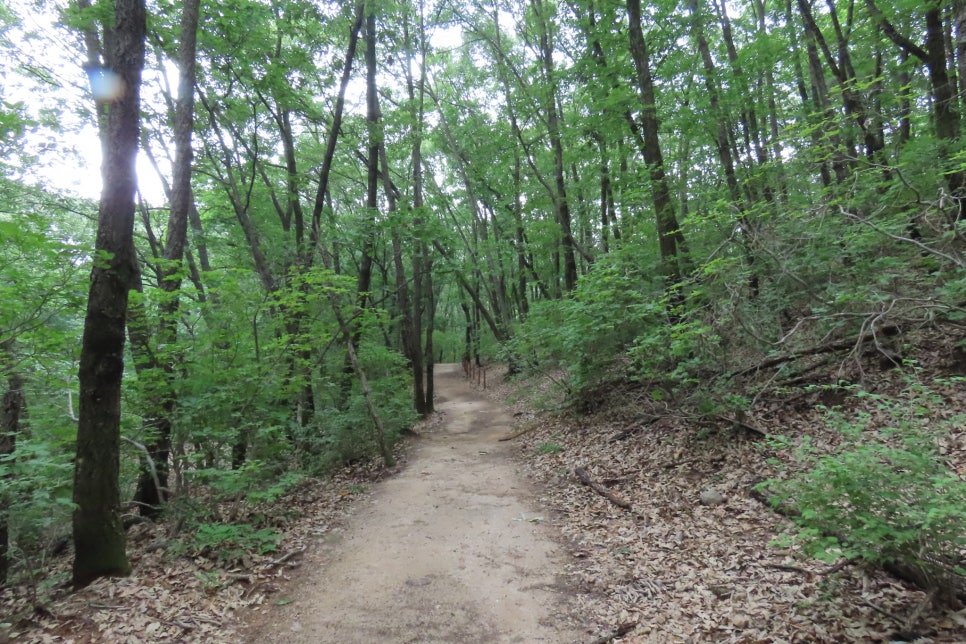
[121,436,165,508]
[574,466,633,510]
[841,206,966,268]
[864,0,929,62]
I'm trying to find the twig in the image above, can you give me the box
[716,414,767,437]
[574,467,632,510]
[764,560,850,576]
[499,421,541,442]
[842,207,965,268]
[860,598,904,623]
[903,588,938,635]
[610,417,658,442]
[121,436,165,508]
[588,622,638,644]
[88,602,129,610]
[224,572,254,583]
[268,547,305,568]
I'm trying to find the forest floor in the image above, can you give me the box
[478,342,966,643]
[4,352,966,642]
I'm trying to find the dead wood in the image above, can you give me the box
[764,560,851,576]
[664,455,725,470]
[224,572,254,583]
[715,414,768,437]
[587,621,638,644]
[574,467,632,510]
[729,327,901,379]
[268,547,305,568]
[498,421,541,442]
[609,417,658,443]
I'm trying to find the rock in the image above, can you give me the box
[699,488,725,506]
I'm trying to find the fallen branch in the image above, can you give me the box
[588,621,638,644]
[499,421,541,442]
[716,414,767,437]
[268,547,305,568]
[224,572,254,583]
[729,327,901,379]
[574,467,632,510]
[764,560,851,576]
[610,417,658,443]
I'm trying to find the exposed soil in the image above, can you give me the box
[242,363,584,643]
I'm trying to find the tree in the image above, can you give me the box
[0,340,24,585]
[129,0,200,519]
[71,0,146,588]
[626,0,687,284]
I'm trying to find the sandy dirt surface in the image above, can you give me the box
[243,363,583,644]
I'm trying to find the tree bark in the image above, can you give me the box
[532,0,578,293]
[403,2,434,415]
[0,340,24,585]
[865,0,960,142]
[626,0,686,283]
[310,1,365,244]
[72,0,145,588]
[131,0,199,520]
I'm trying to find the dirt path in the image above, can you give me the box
[245,364,582,643]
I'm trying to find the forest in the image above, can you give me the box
[2,0,966,640]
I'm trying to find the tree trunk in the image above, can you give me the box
[865,0,964,198]
[0,340,24,585]
[72,0,145,588]
[532,0,578,293]
[310,1,365,243]
[626,0,686,283]
[131,0,199,520]
[404,2,434,415]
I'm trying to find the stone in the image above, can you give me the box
[699,488,725,506]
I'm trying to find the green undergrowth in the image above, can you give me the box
[760,379,966,600]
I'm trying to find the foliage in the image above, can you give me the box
[509,249,663,395]
[183,522,281,563]
[0,437,74,577]
[762,382,966,584]
[534,441,563,455]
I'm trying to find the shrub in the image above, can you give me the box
[762,381,966,598]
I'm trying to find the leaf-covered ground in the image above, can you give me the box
[0,456,404,643]
[481,343,966,643]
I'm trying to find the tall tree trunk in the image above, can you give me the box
[626,0,686,283]
[956,0,966,118]
[866,0,965,202]
[358,7,378,318]
[0,340,24,585]
[532,0,578,292]
[131,0,199,520]
[72,0,145,588]
[403,2,434,414]
[865,0,961,142]
[799,3,851,184]
[310,1,365,244]
[338,3,379,405]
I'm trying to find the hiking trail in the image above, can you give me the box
[244,363,582,643]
